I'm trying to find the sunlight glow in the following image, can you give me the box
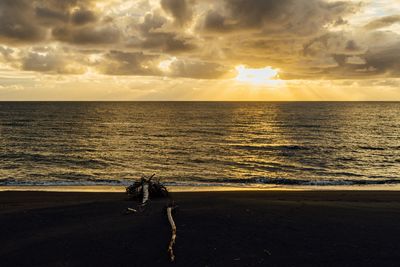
[158,57,177,72]
[235,65,280,86]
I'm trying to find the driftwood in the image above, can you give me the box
[167,202,177,262]
[126,207,137,213]
[125,174,177,262]
[141,183,149,206]
[126,174,169,202]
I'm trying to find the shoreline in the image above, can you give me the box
[1,184,400,192]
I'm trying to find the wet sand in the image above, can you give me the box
[1,190,400,266]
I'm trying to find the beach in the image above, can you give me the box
[1,190,399,266]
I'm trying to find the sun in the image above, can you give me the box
[234,65,281,86]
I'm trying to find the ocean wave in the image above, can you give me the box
[0,177,126,186]
[359,146,385,151]
[3,177,399,187]
[180,176,400,186]
[233,144,310,151]
[0,152,111,168]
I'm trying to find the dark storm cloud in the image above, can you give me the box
[161,0,193,26]
[364,15,400,30]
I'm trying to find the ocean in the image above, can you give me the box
[0,102,399,188]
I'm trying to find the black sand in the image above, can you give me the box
[1,190,400,266]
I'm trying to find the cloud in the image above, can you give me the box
[132,12,196,53]
[71,8,98,25]
[96,50,229,79]
[97,51,161,76]
[293,28,400,79]
[201,0,357,36]
[0,0,105,45]
[364,15,400,30]
[168,59,230,79]
[191,0,363,80]
[140,32,196,53]
[161,0,193,26]
[1,0,400,84]
[365,42,400,76]
[0,46,14,61]
[21,47,86,74]
[52,25,121,45]
[0,0,47,44]
[35,6,69,25]
[22,51,63,72]
[303,33,365,58]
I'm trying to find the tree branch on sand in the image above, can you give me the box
[125,174,177,262]
[167,201,177,262]
[126,174,169,205]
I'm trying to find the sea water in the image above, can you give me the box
[0,102,399,188]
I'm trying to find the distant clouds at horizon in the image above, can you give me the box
[1,0,400,100]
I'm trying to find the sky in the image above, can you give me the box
[0,0,400,101]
